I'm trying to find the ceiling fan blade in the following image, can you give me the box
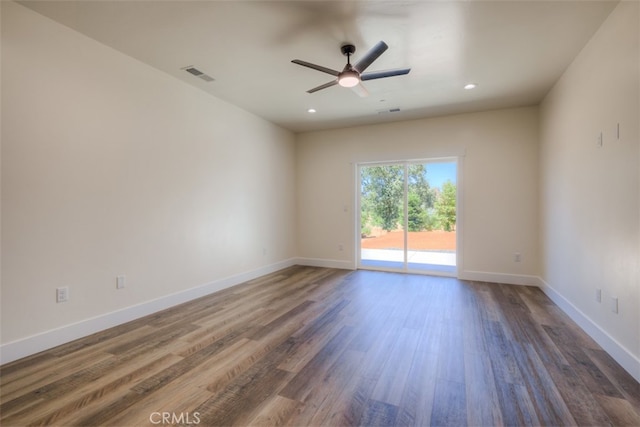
[350,82,369,97]
[361,68,411,81]
[307,80,338,93]
[292,60,340,76]
[354,41,388,73]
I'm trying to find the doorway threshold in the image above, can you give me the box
[359,259,457,277]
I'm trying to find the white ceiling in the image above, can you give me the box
[20,0,618,133]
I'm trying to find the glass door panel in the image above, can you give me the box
[406,161,457,274]
[359,164,405,271]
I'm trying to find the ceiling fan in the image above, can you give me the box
[292,41,411,95]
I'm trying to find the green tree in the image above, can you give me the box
[361,165,403,231]
[434,180,457,231]
[407,192,427,231]
[360,186,375,236]
[408,164,435,209]
[360,164,440,233]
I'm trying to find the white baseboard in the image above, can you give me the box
[538,277,640,383]
[294,257,355,270]
[459,270,541,286]
[0,258,297,365]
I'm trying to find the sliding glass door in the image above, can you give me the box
[358,159,457,275]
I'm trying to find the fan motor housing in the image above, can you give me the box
[341,44,356,56]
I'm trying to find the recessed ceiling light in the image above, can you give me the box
[464,83,477,90]
[307,108,317,114]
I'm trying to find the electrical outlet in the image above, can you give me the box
[595,288,602,303]
[56,287,69,303]
[338,244,344,251]
[611,297,618,314]
[116,275,126,289]
[514,252,521,262]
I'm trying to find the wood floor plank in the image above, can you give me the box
[100,373,213,427]
[586,347,640,410]
[103,322,199,357]
[484,318,524,386]
[370,327,420,406]
[510,340,576,425]
[437,320,466,384]
[0,326,160,398]
[276,299,350,373]
[463,346,503,426]
[282,348,364,426]
[430,379,467,427]
[345,298,394,353]
[69,323,252,425]
[191,339,260,393]
[1,266,638,427]
[396,317,441,427]
[130,325,252,396]
[247,395,303,427]
[279,325,356,402]
[544,323,624,398]
[360,399,399,427]
[248,300,316,341]
[342,318,405,425]
[594,393,640,426]
[201,306,323,397]
[192,349,294,426]
[0,348,114,401]
[1,353,122,415]
[461,282,506,426]
[495,382,541,426]
[10,353,182,427]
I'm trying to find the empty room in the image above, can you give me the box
[1,1,639,426]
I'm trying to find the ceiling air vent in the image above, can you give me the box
[377,107,401,114]
[182,66,215,82]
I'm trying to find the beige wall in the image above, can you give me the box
[296,107,539,281]
[1,2,296,345]
[540,1,639,369]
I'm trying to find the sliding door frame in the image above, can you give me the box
[355,157,463,277]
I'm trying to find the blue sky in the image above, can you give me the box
[425,161,456,189]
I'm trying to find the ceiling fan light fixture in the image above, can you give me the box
[338,71,360,88]
[292,41,409,94]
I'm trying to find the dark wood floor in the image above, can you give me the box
[1,266,639,426]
